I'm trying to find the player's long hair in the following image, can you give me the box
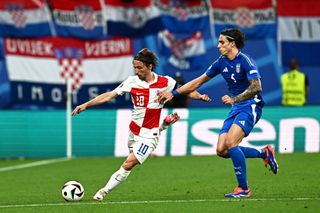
[220,28,245,49]
[134,48,158,71]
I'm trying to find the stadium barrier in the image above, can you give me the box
[0,106,319,158]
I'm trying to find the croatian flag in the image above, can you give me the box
[278,0,320,66]
[103,0,164,37]
[158,30,206,72]
[0,0,53,37]
[154,0,209,33]
[209,0,276,39]
[51,0,104,39]
[3,37,134,109]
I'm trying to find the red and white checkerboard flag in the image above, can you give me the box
[6,3,27,28]
[234,7,255,28]
[56,48,84,91]
[76,5,95,30]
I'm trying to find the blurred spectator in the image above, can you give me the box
[281,58,309,106]
[165,71,190,108]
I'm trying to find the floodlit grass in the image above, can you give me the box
[0,153,319,212]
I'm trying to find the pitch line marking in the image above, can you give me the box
[0,197,319,209]
[0,158,69,172]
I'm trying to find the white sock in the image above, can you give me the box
[103,166,131,192]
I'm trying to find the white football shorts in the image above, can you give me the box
[128,131,159,164]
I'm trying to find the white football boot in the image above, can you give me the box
[93,188,107,201]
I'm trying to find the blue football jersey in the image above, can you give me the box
[205,51,263,106]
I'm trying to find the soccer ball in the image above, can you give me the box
[61,181,84,202]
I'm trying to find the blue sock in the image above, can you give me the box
[225,146,266,159]
[260,148,267,159]
[228,146,248,190]
[239,146,262,158]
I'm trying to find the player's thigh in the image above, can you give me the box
[217,124,245,152]
[128,132,158,164]
[233,111,255,137]
[219,115,234,135]
[226,124,245,147]
[217,114,235,155]
[234,104,263,136]
[216,133,228,156]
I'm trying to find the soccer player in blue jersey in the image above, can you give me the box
[158,28,279,198]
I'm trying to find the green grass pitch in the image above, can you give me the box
[0,153,319,212]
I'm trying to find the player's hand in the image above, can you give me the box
[72,104,87,116]
[163,112,180,126]
[221,95,235,105]
[199,94,212,102]
[158,91,174,104]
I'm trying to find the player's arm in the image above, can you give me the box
[221,78,262,105]
[187,90,211,102]
[176,73,211,95]
[158,74,211,104]
[72,90,118,116]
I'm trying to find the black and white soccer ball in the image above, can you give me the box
[61,181,84,202]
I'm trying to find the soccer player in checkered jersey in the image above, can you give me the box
[158,29,279,198]
[72,48,211,201]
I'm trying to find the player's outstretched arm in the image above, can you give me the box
[159,112,180,131]
[72,90,118,116]
[158,74,211,104]
[187,91,212,102]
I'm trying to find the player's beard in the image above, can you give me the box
[136,72,145,81]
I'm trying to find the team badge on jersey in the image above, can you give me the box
[236,63,241,73]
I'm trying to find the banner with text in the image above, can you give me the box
[50,0,104,39]
[278,0,320,66]
[155,0,209,72]
[209,0,276,39]
[3,37,134,109]
[0,0,53,37]
[0,107,319,158]
[103,0,164,37]
[115,107,320,157]
[155,0,208,34]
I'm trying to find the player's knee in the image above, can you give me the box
[224,134,237,149]
[122,161,134,170]
[122,159,139,171]
[216,148,228,158]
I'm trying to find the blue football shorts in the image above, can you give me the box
[220,102,263,137]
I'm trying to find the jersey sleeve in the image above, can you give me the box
[204,58,220,78]
[166,76,176,92]
[114,76,133,96]
[242,54,261,80]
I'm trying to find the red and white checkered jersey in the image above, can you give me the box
[115,73,176,138]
